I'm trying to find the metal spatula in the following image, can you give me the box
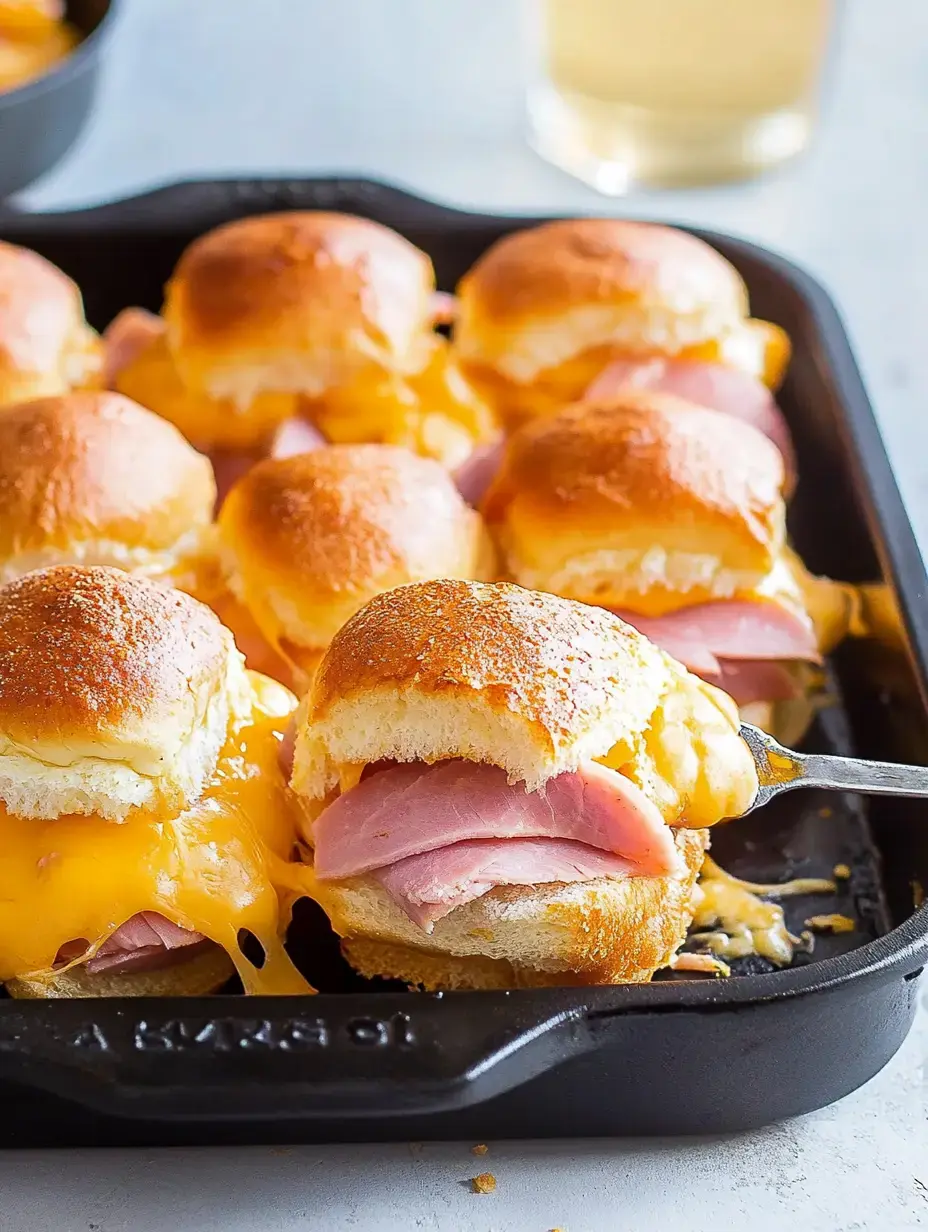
[738,724,928,815]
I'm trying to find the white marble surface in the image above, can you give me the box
[5,0,928,1227]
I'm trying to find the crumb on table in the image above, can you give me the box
[471,1172,496,1194]
[471,1143,488,1156]
[833,863,851,880]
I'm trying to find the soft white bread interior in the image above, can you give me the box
[0,391,216,584]
[292,579,758,827]
[318,827,708,989]
[218,444,496,689]
[0,565,250,821]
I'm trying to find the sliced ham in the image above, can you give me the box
[212,420,327,509]
[56,912,209,976]
[313,758,678,881]
[453,438,504,506]
[102,307,165,387]
[269,416,328,459]
[430,291,458,326]
[210,449,259,509]
[585,357,796,482]
[374,836,640,931]
[707,659,802,705]
[613,601,820,706]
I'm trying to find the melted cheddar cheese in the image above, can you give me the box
[689,856,836,967]
[306,336,497,470]
[603,674,759,826]
[678,318,791,389]
[115,332,298,452]
[0,674,311,994]
[463,317,789,428]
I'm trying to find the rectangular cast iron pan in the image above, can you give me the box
[0,179,925,1145]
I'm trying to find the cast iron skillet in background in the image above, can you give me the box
[0,0,118,199]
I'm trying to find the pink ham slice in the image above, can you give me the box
[430,291,458,326]
[212,420,327,509]
[269,416,328,459]
[56,912,209,976]
[312,758,678,881]
[210,449,258,508]
[453,437,504,506]
[374,836,640,931]
[612,601,820,705]
[102,307,165,387]
[584,358,796,482]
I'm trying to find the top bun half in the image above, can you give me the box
[163,212,435,405]
[455,219,749,385]
[0,566,249,821]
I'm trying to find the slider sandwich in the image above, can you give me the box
[289,579,758,990]
[453,218,792,454]
[219,444,495,693]
[0,388,289,682]
[0,566,308,997]
[482,390,854,744]
[108,211,497,480]
[0,240,101,405]
[0,391,215,587]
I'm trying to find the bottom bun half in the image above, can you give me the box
[6,947,235,999]
[314,828,708,991]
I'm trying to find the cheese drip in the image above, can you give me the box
[688,856,836,968]
[306,336,496,470]
[0,673,311,995]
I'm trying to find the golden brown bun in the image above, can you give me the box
[292,578,758,825]
[6,946,234,999]
[327,827,707,989]
[0,565,249,820]
[295,578,673,798]
[455,219,749,386]
[220,445,495,689]
[483,390,786,613]
[163,212,434,404]
[0,240,101,405]
[0,391,215,582]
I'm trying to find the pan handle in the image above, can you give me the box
[0,993,595,1122]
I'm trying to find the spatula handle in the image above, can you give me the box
[739,723,928,811]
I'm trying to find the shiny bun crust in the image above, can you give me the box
[5,945,234,998]
[0,240,101,405]
[455,219,749,384]
[292,578,677,801]
[0,566,249,821]
[163,212,435,404]
[318,827,707,989]
[482,391,786,609]
[219,445,495,680]
[0,392,216,582]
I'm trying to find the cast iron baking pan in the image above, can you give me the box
[0,179,925,1146]
[0,0,118,199]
